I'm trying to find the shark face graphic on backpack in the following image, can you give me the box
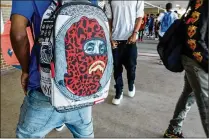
[64,17,108,96]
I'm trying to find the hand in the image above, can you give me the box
[21,72,29,95]
[127,33,137,44]
[111,40,119,49]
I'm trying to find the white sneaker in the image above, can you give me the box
[128,85,135,98]
[55,124,65,132]
[112,93,123,105]
[155,38,159,40]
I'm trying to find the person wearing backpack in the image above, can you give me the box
[147,14,154,38]
[157,3,178,41]
[163,0,208,138]
[154,14,160,41]
[104,1,144,105]
[157,3,178,65]
[138,14,147,42]
[9,0,107,137]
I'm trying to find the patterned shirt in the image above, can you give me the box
[183,0,208,72]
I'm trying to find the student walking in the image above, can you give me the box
[105,1,144,105]
[157,3,178,40]
[147,14,154,38]
[164,0,208,137]
[154,14,160,40]
[10,0,105,137]
[157,3,178,64]
[138,15,147,42]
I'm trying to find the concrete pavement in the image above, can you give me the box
[1,41,206,138]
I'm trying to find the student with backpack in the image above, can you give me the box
[157,3,178,65]
[157,3,178,41]
[105,1,144,105]
[154,14,160,40]
[138,14,147,42]
[10,0,113,137]
[147,14,154,38]
[163,0,208,137]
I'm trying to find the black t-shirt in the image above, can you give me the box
[183,0,208,72]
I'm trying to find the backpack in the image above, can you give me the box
[160,12,172,33]
[1,20,34,69]
[157,19,185,72]
[36,1,113,112]
[157,2,191,72]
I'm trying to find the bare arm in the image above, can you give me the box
[104,1,117,48]
[127,1,144,44]
[133,17,143,33]
[127,17,143,44]
[108,19,113,40]
[10,14,30,93]
[10,14,30,73]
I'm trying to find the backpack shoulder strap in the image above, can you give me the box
[32,0,41,18]
[31,0,39,40]
[182,0,192,18]
[108,0,113,20]
[136,0,138,15]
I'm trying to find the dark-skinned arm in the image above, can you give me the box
[127,17,143,44]
[134,17,143,33]
[127,1,144,44]
[104,1,117,48]
[108,19,113,39]
[10,14,30,94]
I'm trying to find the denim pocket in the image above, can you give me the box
[77,107,92,125]
[20,90,54,133]
[18,99,27,126]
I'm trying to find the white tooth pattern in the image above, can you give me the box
[89,60,106,75]
[89,65,104,74]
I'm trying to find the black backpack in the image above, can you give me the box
[157,2,191,72]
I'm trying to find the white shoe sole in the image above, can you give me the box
[128,85,135,98]
[112,93,123,105]
[55,124,65,132]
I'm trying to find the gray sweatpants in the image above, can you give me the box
[169,55,208,137]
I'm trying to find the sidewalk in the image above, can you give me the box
[1,44,206,137]
[137,39,159,56]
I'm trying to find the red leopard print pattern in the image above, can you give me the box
[64,16,107,96]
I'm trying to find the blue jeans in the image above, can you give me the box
[16,90,94,138]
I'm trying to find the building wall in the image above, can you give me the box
[1,2,14,72]
[145,8,165,15]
